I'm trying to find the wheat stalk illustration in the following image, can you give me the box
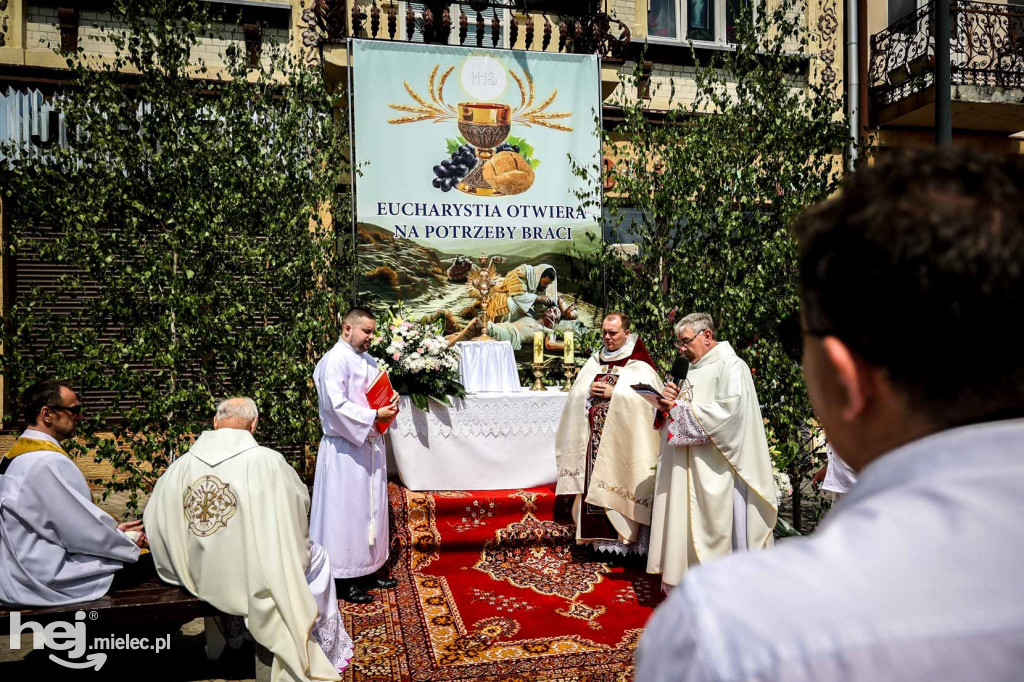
[388,64,573,132]
[510,69,573,132]
[387,64,458,124]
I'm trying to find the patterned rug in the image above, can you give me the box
[340,482,664,681]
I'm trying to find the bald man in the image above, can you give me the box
[145,398,352,681]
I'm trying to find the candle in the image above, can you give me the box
[564,330,574,365]
[533,330,544,364]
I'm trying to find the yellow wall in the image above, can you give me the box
[1,0,306,74]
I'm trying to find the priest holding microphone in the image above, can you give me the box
[646,313,778,590]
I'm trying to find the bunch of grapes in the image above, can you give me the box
[432,144,477,192]
[495,141,521,154]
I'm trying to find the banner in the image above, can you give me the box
[351,40,602,361]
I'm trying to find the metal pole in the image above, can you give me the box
[597,53,607,318]
[934,0,952,145]
[847,0,860,169]
[347,39,358,307]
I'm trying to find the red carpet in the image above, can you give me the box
[340,482,664,680]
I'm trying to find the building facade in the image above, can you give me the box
[865,0,1024,151]
[0,0,844,430]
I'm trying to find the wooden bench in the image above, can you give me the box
[0,576,217,630]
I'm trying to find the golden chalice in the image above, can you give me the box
[456,102,511,196]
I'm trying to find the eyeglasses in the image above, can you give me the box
[47,404,83,416]
[675,329,706,349]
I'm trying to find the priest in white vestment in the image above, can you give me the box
[310,307,400,603]
[648,313,778,588]
[145,398,352,681]
[556,312,664,555]
[0,380,143,607]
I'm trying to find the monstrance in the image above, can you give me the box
[466,261,500,341]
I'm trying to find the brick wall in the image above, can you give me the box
[608,0,638,23]
[24,5,58,50]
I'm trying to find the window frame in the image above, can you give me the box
[646,0,752,48]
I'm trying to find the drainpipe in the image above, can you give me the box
[935,0,953,144]
[847,0,859,170]
[859,0,869,140]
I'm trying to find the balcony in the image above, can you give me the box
[311,1,631,58]
[868,0,1024,132]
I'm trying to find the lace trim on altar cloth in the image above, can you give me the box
[592,526,650,556]
[668,401,711,446]
[393,394,567,439]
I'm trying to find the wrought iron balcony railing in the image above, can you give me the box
[309,1,631,59]
[869,0,1024,107]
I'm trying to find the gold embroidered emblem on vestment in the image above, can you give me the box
[184,475,238,537]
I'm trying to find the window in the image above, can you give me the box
[887,0,917,24]
[406,3,506,48]
[648,0,750,45]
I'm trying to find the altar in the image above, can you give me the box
[388,388,567,491]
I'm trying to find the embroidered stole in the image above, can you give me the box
[1,437,69,474]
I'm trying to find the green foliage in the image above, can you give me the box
[569,0,847,498]
[504,136,540,168]
[445,135,540,167]
[0,0,351,512]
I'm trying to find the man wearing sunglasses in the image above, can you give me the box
[0,380,144,607]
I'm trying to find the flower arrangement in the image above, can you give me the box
[772,467,793,507]
[368,307,466,411]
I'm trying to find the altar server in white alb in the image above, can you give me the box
[310,306,399,604]
[648,313,778,589]
[0,380,144,607]
[145,398,352,681]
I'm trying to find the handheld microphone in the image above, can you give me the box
[668,357,690,386]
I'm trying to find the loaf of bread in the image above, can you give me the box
[482,151,535,195]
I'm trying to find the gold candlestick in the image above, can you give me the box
[561,363,576,392]
[530,362,545,391]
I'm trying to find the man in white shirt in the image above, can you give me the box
[0,380,144,606]
[637,148,1024,681]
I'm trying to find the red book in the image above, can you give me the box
[365,371,396,434]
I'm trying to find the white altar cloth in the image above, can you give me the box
[388,388,566,491]
[455,340,521,393]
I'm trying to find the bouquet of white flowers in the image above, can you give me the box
[368,308,466,411]
[773,467,793,507]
